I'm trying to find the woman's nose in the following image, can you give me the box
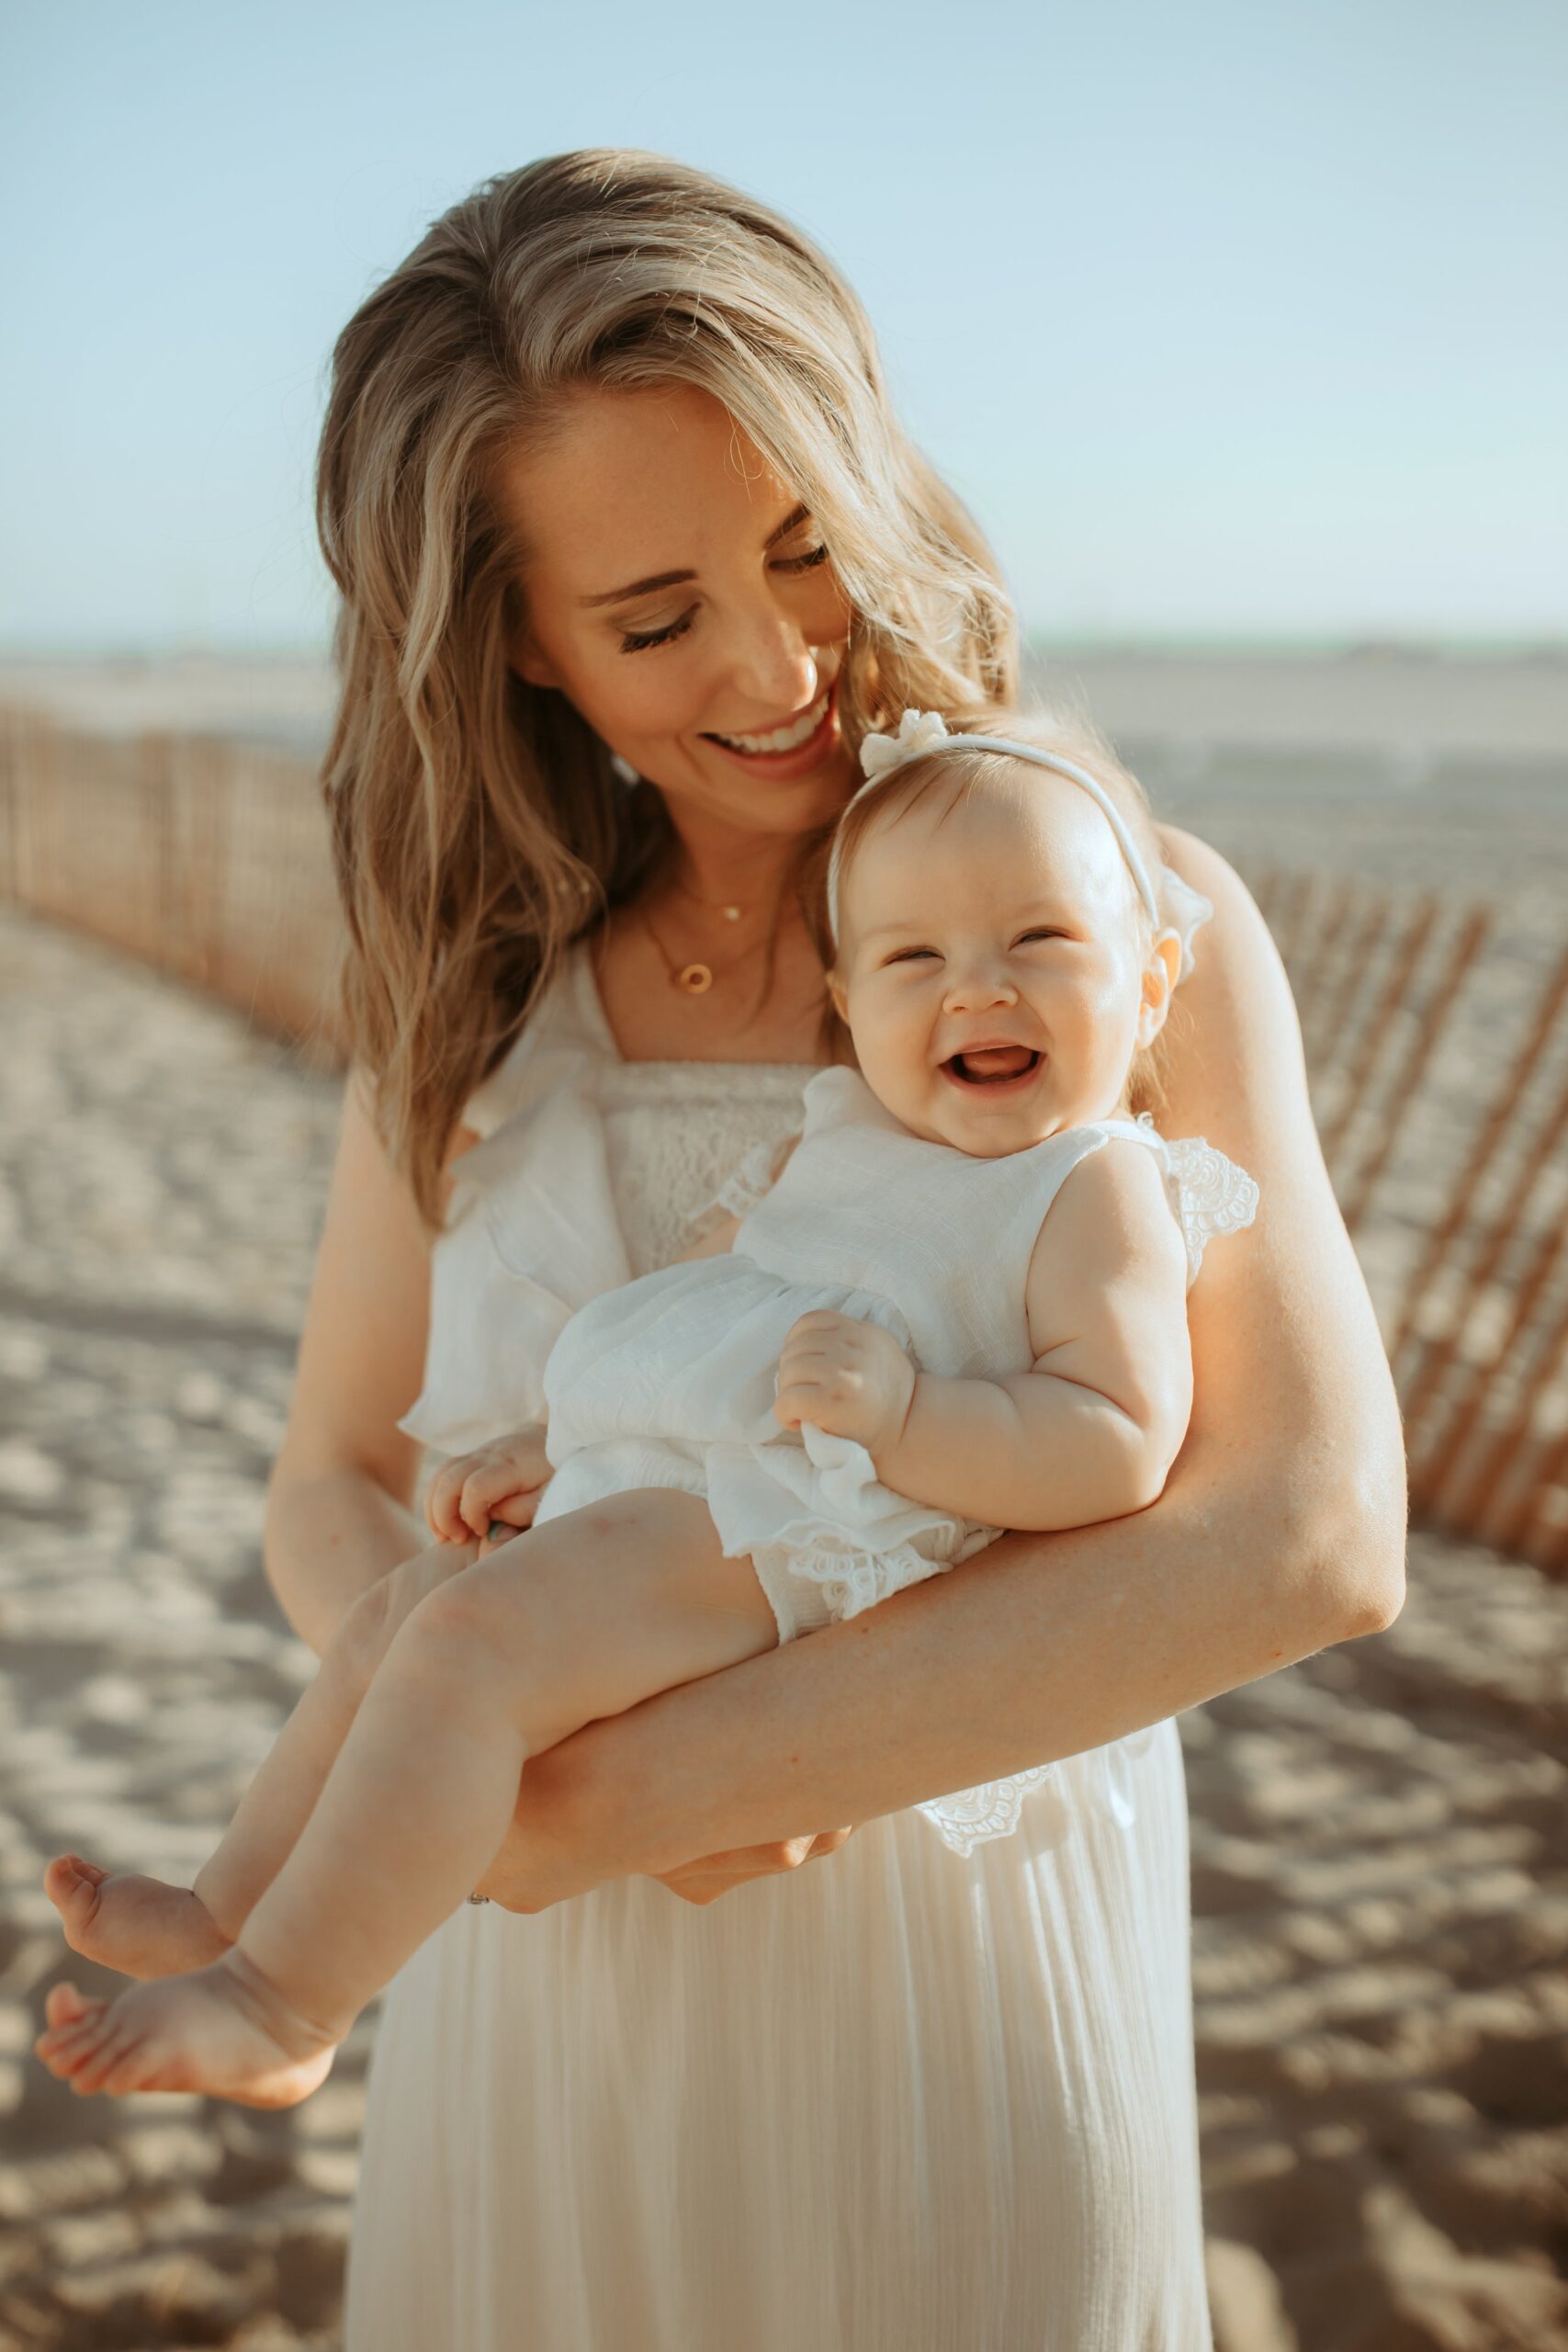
[725,603,819,715]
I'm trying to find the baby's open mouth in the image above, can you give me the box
[943,1046,1042,1088]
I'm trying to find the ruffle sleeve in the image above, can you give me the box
[1134,1114,1260,1284]
[399,1041,632,1457]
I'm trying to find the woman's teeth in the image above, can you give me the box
[711,686,831,755]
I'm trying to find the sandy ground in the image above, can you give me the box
[3,888,1567,2352]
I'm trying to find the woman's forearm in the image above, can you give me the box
[523,1430,1401,1887]
[264,1462,425,1657]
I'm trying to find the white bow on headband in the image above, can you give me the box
[826,709,1162,943]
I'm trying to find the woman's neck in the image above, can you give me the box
[656,814,804,920]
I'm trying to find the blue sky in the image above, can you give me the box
[2,0,1563,647]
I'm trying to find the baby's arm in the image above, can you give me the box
[778,1142,1192,1532]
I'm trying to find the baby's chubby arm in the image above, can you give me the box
[775,1141,1193,1532]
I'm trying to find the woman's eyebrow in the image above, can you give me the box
[578,504,812,608]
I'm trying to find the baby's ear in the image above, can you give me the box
[1137,928,1183,1046]
[827,970,849,1023]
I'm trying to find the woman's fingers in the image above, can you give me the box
[651,1828,858,1905]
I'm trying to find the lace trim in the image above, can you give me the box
[918,1766,1059,1857]
[687,1133,795,1242]
[1134,1114,1260,1283]
[750,1528,951,1622]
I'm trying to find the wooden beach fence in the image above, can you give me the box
[3,704,1567,1572]
[0,705,347,1064]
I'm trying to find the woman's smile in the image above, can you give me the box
[700,678,840,781]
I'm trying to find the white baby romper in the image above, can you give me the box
[348,902,1248,2352]
[536,1063,1251,1662]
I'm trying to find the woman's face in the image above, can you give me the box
[493,383,854,846]
[831,772,1177,1156]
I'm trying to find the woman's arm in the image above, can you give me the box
[479,835,1406,1908]
[264,1076,452,1656]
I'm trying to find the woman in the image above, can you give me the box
[266,151,1404,2348]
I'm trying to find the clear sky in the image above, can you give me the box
[3,0,1563,648]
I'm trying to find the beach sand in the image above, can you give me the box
[3,640,1567,2348]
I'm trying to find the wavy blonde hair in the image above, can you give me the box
[316,148,1018,1223]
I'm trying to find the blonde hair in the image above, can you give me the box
[818,710,1176,1114]
[316,149,1018,1223]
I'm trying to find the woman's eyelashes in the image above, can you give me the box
[619,607,697,654]
[616,545,830,654]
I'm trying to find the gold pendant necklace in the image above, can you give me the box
[635,903,741,996]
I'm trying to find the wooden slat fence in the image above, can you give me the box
[4,706,1566,1570]
[0,706,346,1063]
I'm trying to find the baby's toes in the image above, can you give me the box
[36,1984,112,2079]
[44,1855,106,1941]
[42,1979,96,2035]
[71,2016,147,2097]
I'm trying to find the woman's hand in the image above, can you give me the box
[468,1724,856,1912]
[773,1310,915,1457]
[647,1828,856,1905]
[424,1423,553,1547]
[476,1826,856,1912]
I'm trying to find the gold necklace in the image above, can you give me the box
[669,875,745,925]
[635,901,755,997]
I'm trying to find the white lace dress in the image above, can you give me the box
[347,913,1224,2351]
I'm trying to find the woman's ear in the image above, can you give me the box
[1136,928,1183,1047]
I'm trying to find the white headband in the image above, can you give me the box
[826,708,1161,945]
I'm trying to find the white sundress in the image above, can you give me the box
[349,876,1248,2351]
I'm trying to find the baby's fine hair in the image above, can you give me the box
[827,708,1164,946]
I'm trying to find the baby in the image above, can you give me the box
[37,708,1257,2109]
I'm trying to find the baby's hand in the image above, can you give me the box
[773,1311,916,1463]
[425,1423,552,1549]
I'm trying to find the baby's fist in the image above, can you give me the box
[773,1310,915,1462]
[425,1423,552,1549]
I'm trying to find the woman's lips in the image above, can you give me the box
[701,679,840,780]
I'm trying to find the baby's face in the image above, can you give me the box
[831,771,1170,1157]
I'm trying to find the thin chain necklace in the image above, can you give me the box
[670,874,745,925]
[634,900,760,997]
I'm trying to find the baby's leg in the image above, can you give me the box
[46,1542,477,1981]
[36,1492,775,2105]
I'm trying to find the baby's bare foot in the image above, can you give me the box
[44,1855,231,1981]
[34,1955,337,2109]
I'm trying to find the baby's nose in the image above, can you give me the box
[944,960,1019,1011]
